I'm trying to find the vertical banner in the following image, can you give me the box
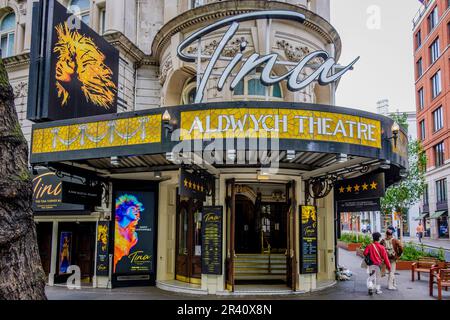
[113,191,155,275]
[299,206,318,274]
[96,221,109,276]
[59,231,72,274]
[201,206,223,275]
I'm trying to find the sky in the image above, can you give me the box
[330,0,423,113]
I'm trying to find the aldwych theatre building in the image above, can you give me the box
[3,0,408,294]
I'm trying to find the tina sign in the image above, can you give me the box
[27,0,119,121]
[177,11,359,103]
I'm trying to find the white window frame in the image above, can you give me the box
[69,0,91,26]
[429,37,440,64]
[232,73,284,102]
[433,106,444,132]
[99,6,106,35]
[431,70,442,99]
[0,12,15,58]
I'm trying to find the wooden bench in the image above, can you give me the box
[429,262,450,297]
[411,257,439,282]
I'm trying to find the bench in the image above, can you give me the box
[411,257,439,282]
[430,262,450,298]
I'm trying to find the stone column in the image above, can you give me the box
[48,221,59,286]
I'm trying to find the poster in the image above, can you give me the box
[28,0,119,121]
[59,232,72,274]
[201,206,223,275]
[300,206,318,274]
[113,191,155,275]
[96,221,109,276]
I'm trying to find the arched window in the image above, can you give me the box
[233,69,283,100]
[70,0,90,26]
[181,78,197,104]
[0,12,15,58]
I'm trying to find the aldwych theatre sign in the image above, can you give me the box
[177,11,360,103]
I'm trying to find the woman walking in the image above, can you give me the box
[381,229,403,290]
[364,232,391,295]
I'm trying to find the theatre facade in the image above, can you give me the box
[9,0,408,294]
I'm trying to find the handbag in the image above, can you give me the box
[361,244,374,268]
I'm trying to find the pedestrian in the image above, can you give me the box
[380,229,403,290]
[361,223,367,234]
[366,224,371,234]
[363,232,391,295]
[416,221,424,243]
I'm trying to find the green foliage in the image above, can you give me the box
[339,232,372,246]
[381,140,427,217]
[399,242,446,261]
[0,57,9,88]
[389,112,408,131]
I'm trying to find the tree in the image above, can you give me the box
[0,58,47,300]
[381,139,427,240]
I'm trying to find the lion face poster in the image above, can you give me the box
[28,0,119,121]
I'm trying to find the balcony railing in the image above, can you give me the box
[412,0,434,29]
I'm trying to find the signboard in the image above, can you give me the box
[28,0,119,121]
[177,11,359,103]
[61,181,102,207]
[180,108,381,149]
[335,172,385,202]
[96,221,110,276]
[113,191,155,275]
[201,206,223,275]
[32,169,86,212]
[337,199,381,213]
[179,169,214,200]
[300,206,318,274]
[59,231,72,274]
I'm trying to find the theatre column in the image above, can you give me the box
[48,221,58,286]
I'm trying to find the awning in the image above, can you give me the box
[430,211,448,219]
[415,213,429,221]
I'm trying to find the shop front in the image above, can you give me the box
[27,1,408,294]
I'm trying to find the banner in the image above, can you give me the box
[334,172,385,202]
[59,231,72,274]
[96,221,109,276]
[179,169,214,200]
[113,191,155,275]
[299,206,318,274]
[32,169,86,212]
[61,181,102,207]
[28,0,119,121]
[201,206,223,275]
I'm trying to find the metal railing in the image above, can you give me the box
[412,0,434,29]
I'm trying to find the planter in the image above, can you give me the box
[396,260,414,270]
[337,240,362,251]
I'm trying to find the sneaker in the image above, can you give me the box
[376,289,383,294]
[388,287,397,291]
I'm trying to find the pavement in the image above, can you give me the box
[45,249,450,300]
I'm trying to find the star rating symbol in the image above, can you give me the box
[354,184,360,192]
[370,181,377,190]
[362,183,369,191]
[339,186,345,193]
[184,179,188,187]
[188,181,192,189]
[346,185,352,193]
[192,183,197,190]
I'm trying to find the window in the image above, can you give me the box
[428,6,439,33]
[418,87,425,109]
[417,58,423,78]
[420,120,426,140]
[436,178,447,203]
[0,12,15,58]
[435,141,445,167]
[423,184,429,206]
[431,70,441,98]
[433,106,444,132]
[181,79,197,105]
[99,7,106,35]
[70,0,90,26]
[190,0,204,8]
[233,70,283,100]
[415,30,422,49]
[429,38,440,63]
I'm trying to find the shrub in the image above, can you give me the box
[339,232,372,245]
[399,242,446,262]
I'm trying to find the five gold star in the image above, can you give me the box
[346,185,352,193]
[354,184,360,192]
[339,186,345,193]
[362,183,369,191]
[370,181,377,190]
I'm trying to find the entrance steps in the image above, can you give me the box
[235,254,286,281]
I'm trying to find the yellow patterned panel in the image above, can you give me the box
[279,109,313,140]
[31,129,44,154]
[127,115,162,145]
[363,118,382,149]
[67,122,97,151]
[147,114,162,144]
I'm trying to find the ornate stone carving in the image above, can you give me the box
[159,59,172,85]
[276,40,324,64]
[186,37,248,58]
[13,81,28,99]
